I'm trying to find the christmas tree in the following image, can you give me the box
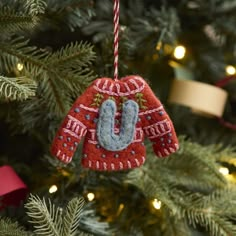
[1,0,236,235]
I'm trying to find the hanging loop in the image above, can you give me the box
[113,0,120,81]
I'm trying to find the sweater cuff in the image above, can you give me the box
[51,131,81,164]
[152,133,179,158]
[51,114,87,163]
[51,139,73,164]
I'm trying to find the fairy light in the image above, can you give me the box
[17,63,24,71]
[152,198,162,210]
[49,185,58,194]
[219,167,229,176]
[173,45,186,59]
[225,65,236,75]
[156,42,162,51]
[120,25,127,32]
[87,192,95,201]
[116,203,124,216]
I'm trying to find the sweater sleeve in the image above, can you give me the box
[51,99,88,163]
[141,85,179,158]
[50,83,96,163]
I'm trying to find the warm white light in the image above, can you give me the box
[173,45,186,59]
[49,185,58,194]
[219,167,229,176]
[120,25,127,32]
[116,203,124,216]
[226,65,236,75]
[17,63,24,71]
[87,192,95,201]
[152,199,162,210]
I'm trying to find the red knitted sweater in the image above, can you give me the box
[51,75,179,171]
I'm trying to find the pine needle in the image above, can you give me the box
[25,0,47,15]
[0,218,29,236]
[0,76,36,101]
[126,136,236,235]
[25,194,91,236]
[25,194,62,236]
[62,197,85,236]
[0,7,39,33]
[0,36,95,115]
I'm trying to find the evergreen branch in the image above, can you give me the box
[215,1,236,14]
[158,137,227,190]
[215,147,236,166]
[62,197,85,236]
[25,0,47,15]
[130,6,180,50]
[79,208,111,236]
[126,168,181,216]
[162,210,192,236]
[64,70,95,93]
[0,37,70,114]
[210,217,236,236]
[46,0,95,31]
[0,52,18,73]
[197,189,236,217]
[0,37,96,114]
[17,97,53,133]
[126,137,236,235]
[178,190,236,236]
[66,7,95,32]
[0,7,39,32]
[127,169,236,236]
[0,76,37,101]
[0,217,29,236]
[84,0,179,54]
[49,42,95,67]
[25,194,93,236]
[0,37,51,77]
[215,16,236,38]
[40,75,71,116]
[25,194,62,236]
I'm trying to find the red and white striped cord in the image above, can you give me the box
[113,0,120,81]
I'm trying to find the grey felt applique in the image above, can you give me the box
[97,99,139,151]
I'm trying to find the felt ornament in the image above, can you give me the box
[51,75,179,171]
[51,0,179,171]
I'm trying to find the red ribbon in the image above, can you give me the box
[0,165,28,210]
[216,75,236,131]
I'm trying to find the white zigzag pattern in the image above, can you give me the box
[93,76,145,96]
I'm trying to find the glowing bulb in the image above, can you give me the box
[156,41,162,51]
[152,199,162,210]
[173,45,186,59]
[116,203,124,216]
[87,192,95,201]
[49,185,58,194]
[17,63,24,71]
[120,26,127,32]
[219,167,229,176]
[226,65,236,75]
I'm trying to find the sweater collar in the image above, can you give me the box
[93,75,145,96]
